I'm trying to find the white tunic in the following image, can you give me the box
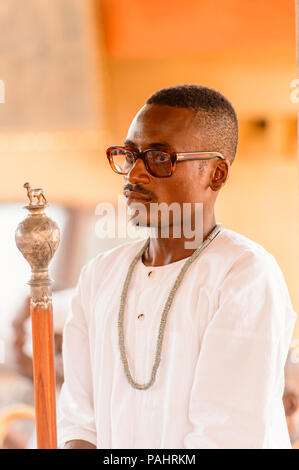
[57,228,297,449]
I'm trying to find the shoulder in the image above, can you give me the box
[78,237,148,284]
[214,229,296,334]
[74,238,148,310]
[217,228,295,314]
[219,228,274,259]
[218,228,281,274]
[215,228,293,305]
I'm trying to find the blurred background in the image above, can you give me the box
[0,0,298,448]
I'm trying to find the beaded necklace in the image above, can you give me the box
[118,223,222,390]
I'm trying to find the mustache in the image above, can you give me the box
[123,183,157,201]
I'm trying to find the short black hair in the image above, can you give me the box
[146,84,238,164]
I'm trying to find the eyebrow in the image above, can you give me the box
[123,139,137,148]
[123,139,172,149]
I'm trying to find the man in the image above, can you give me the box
[283,347,299,448]
[58,84,296,449]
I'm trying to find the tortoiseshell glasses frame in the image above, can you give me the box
[106,145,224,178]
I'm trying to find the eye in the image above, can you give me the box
[148,151,170,164]
[125,153,134,163]
[156,153,168,162]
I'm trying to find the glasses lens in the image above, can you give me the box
[146,150,172,177]
[110,148,135,174]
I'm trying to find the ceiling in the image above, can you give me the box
[100,0,296,59]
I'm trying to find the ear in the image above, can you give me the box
[283,393,298,417]
[209,160,230,192]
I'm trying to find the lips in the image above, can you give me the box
[124,190,152,203]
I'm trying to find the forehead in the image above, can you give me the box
[126,104,201,150]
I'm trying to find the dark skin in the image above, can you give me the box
[123,104,230,266]
[64,103,230,449]
[64,439,96,449]
[283,392,299,447]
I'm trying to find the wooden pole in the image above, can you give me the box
[15,183,60,449]
[30,304,57,448]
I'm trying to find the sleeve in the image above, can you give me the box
[183,250,297,449]
[57,262,97,448]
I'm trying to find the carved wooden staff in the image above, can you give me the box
[15,183,60,449]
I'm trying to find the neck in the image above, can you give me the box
[142,212,217,267]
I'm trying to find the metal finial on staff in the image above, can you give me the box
[15,182,60,449]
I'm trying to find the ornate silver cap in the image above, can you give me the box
[15,183,60,308]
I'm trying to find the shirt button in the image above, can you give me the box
[138,313,145,321]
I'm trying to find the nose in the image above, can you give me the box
[125,156,150,185]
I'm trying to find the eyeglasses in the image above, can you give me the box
[106,146,224,178]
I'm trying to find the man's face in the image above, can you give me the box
[123,104,224,229]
